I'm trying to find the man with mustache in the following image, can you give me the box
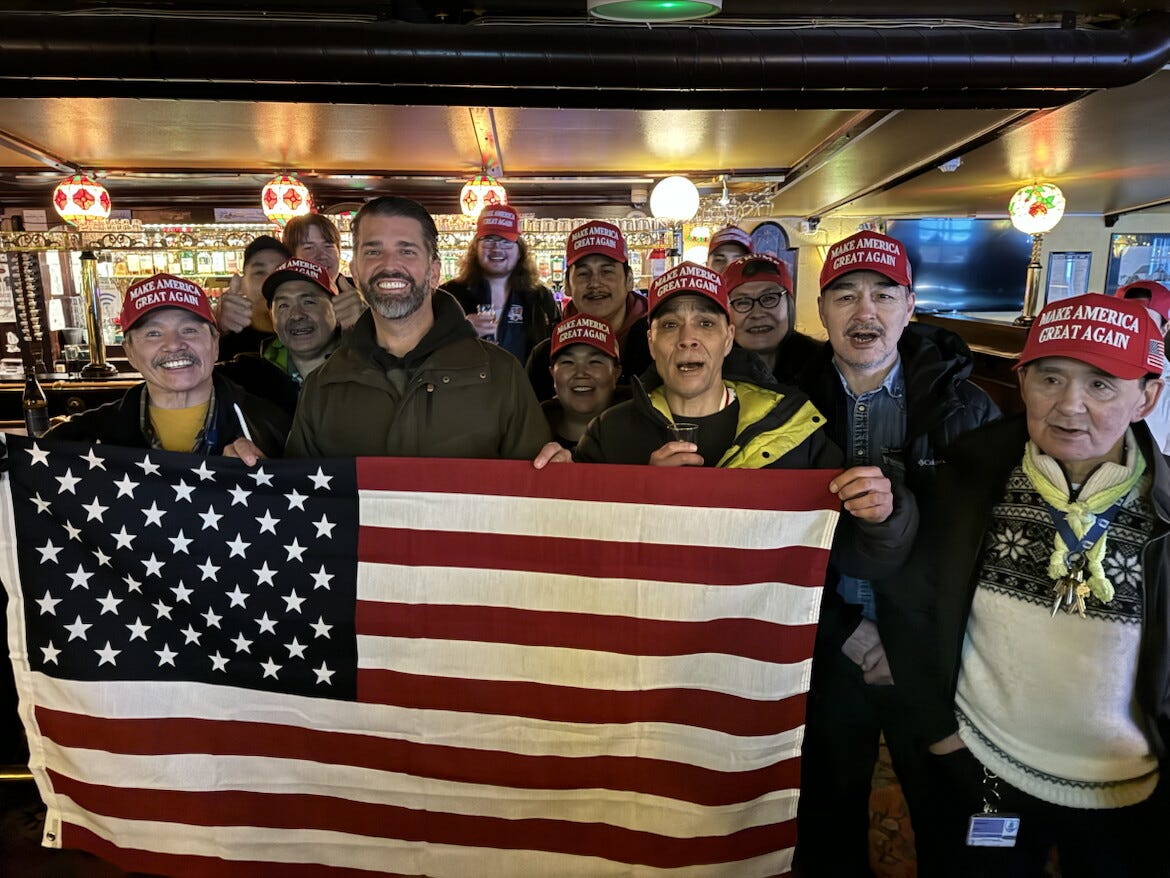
[792,230,999,876]
[283,196,549,458]
[45,273,290,456]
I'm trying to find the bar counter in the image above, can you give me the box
[914,311,1028,415]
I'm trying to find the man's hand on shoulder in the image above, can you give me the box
[829,465,893,523]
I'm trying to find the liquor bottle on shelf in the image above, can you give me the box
[551,254,565,284]
[180,250,196,274]
[22,366,49,438]
[196,250,213,274]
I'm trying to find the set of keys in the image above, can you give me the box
[1051,560,1090,618]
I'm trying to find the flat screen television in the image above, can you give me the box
[884,218,1033,313]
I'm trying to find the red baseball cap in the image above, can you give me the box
[477,205,520,242]
[708,225,753,254]
[722,253,793,297]
[819,231,913,290]
[1018,293,1165,379]
[120,273,215,332]
[1114,280,1170,323]
[550,314,620,361]
[261,258,336,304]
[566,221,627,266]
[648,261,730,319]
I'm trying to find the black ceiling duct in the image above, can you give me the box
[1,12,1169,109]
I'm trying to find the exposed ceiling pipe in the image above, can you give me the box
[1,13,1170,110]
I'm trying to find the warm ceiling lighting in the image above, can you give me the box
[650,175,701,224]
[460,174,508,219]
[261,173,313,227]
[587,0,722,22]
[52,173,111,226]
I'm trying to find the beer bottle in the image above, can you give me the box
[22,366,49,438]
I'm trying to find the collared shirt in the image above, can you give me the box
[834,357,907,619]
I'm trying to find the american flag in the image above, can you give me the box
[0,435,838,877]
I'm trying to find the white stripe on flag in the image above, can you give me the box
[31,676,803,772]
[44,743,800,838]
[356,635,814,699]
[55,798,796,878]
[360,489,836,550]
[358,564,823,626]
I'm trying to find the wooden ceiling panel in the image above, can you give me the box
[495,108,855,175]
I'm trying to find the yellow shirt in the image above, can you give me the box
[149,402,210,452]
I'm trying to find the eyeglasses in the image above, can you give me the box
[478,237,517,249]
[729,290,785,313]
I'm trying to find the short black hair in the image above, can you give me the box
[651,293,727,323]
[353,196,439,260]
[243,235,290,267]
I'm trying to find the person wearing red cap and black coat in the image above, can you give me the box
[47,273,290,457]
[526,220,651,400]
[217,258,341,416]
[892,293,1170,876]
[542,314,623,451]
[724,253,822,385]
[442,205,560,365]
[790,231,1000,878]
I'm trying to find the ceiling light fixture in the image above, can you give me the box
[52,172,111,226]
[649,175,700,224]
[261,173,313,227]
[460,173,508,219]
[587,1,722,23]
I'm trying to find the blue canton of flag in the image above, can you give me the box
[6,435,358,699]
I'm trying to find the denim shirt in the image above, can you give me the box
[835,357,907,619]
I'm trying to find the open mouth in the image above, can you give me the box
[569,384,597,394]
[287,323,318,337]
[847,327,882,345]
[676,361,704,373]
[746,324,777,335]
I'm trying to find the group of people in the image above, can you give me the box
[40,194,1170,877]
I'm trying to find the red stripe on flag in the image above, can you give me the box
[356,601,819,664]
[359,527,830,588]
[356,456,840,512]
[355,669,807,739]
[50,770,799,870]
[61,824,411,878]
[37,707,802,807]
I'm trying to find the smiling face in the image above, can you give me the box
[729,280,790,355]
[1020,357,1161,483]
[818,269,915,387]
[648,295,735,416]
[293,223,341,283]
[568,255,632,326]
[123,308,218,407]
[551,344,620,418]
[270,281,338,357]
[477,235,520,279]
[352,213,440,322]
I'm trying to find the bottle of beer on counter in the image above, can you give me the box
[23,366,49,438]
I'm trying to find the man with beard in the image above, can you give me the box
[217,258,340,415]
[792,231,999,877]
[442,204,560,363]
[46,273,289,456]
[283,196,549,459]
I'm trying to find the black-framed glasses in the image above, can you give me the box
[729,291,785,313]
[478,237,517,249]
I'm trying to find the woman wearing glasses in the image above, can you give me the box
[723,253,821,384]
[443,204,560,363]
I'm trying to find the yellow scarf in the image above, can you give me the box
[1020,433,1145,604]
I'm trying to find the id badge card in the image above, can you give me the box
[966,813,1020,848]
